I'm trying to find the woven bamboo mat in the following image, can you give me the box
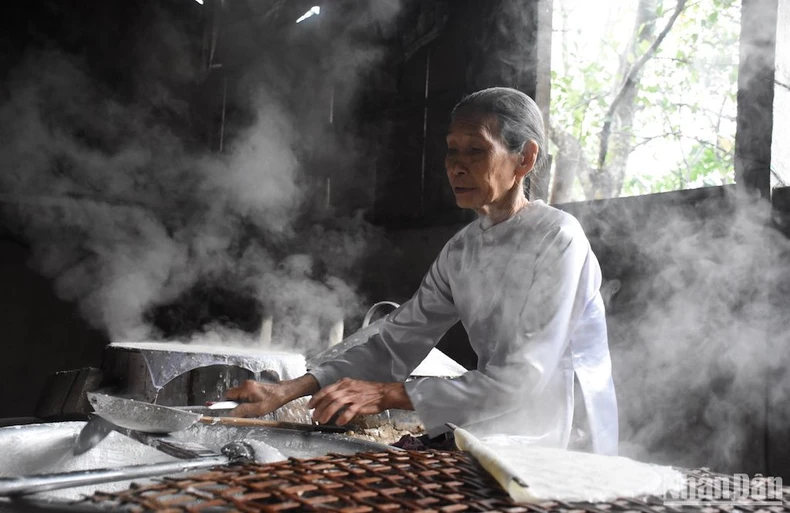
[84,450,788,513]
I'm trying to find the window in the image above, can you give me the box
[548,0,741,203]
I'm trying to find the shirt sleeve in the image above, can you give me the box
[405,222,599,437]
[308,243,461,388]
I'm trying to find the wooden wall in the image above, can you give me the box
[336,0,553,227]
[0,239,107,419]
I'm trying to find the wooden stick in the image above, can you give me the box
[198,416,347,433]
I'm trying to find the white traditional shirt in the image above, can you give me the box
[310,200,618,455]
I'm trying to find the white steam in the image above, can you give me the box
[0,43,377,347]
[573,192,790,473]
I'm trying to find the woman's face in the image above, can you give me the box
[445,110,526,212]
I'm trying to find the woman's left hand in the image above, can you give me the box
[308,378,413,426]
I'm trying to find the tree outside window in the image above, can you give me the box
[549,0,741,204]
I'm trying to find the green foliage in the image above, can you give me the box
[550,0,740,201]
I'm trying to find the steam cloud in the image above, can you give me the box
[570,192,790,473]
[0,1,402,349]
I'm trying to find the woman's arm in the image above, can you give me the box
[226,373,415,423]
[308,246,461,388]
[227,243,460,420]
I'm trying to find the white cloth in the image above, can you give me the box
[310,200,618,454]
[453,428,681,503]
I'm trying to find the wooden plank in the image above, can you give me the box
[372,104,426,224]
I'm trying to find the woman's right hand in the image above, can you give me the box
[225,374,320,418]
[225,380,286,417]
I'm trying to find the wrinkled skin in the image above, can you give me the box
[445,108,537,222]
[226,380,289,418]
[308,378,411,426]
[225,376,411,426]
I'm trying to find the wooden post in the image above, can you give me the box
[735,0,778,199]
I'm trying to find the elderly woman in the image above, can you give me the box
[227,87,618,455]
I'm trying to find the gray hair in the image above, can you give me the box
[451,87,548,175]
